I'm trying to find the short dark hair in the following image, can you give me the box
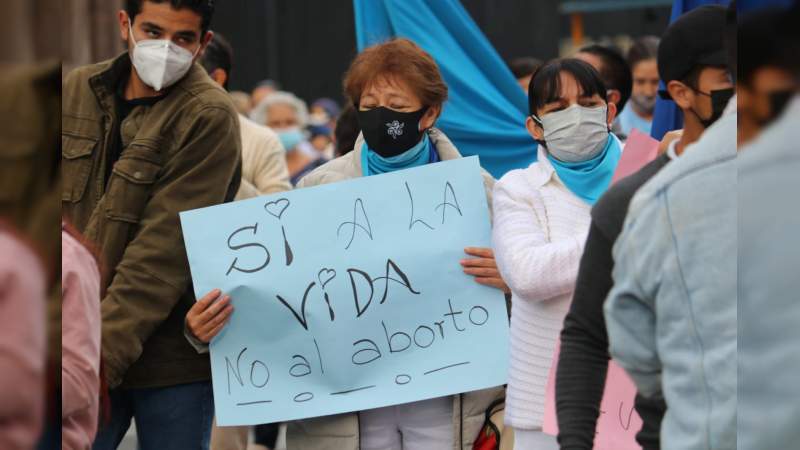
[200,33,233,89]
[578,44,632,111]
[627,36,660,70]
[725,0,737,83]
[334,103,360,157]
[509,57,543,79]
[125,0,215,35]
[739,4,800,85]
[676,64,727,94]
[528,58,608,117]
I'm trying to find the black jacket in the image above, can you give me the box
[555,153,670,450]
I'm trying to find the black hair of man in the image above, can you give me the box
[528,58,608,117]
[509,57,544,79]
[781,0,800,76]
[740,0,800,84]
[725,1,737,83]
[125,0,215,35]
[627,36,660,70]
[578,44,633,111]
[200,33,233,90]
[739,5,800,85]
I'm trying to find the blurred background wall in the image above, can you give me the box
[211,0,670,102]
[53,0,671,101]
[61,0,124,74]
[1,0,68,64]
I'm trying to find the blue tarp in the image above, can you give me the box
[353,0,535,179]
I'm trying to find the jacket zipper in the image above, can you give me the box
[357,411,362,450]
[459,393,464,449]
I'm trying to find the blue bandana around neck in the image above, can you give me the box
[546,134,622,205]
[361,133,438,176]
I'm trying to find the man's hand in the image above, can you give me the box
[659,129,683,154]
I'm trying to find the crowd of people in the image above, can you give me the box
[1,0,799,449]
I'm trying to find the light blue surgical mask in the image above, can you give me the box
[276,127,304,151]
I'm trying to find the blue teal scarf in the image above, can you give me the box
[361,134,437,176]
[546,134,622,205]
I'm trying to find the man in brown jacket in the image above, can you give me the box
[62,1,241,448]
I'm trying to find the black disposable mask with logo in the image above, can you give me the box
[692,87,734,128]
[356,106,428,158]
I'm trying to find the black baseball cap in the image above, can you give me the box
[658,5,728,99]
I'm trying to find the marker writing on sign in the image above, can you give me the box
[273,258,420,330]
[264,198,294,266]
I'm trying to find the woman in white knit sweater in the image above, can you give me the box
[492,59,622,449]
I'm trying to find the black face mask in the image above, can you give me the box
[764,89,794,124]
[356,106,428,158]
[692,87,734,128]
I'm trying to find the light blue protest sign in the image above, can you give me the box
[180,156,509,426]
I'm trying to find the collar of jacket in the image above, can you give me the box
[351,127,463,174]
[525,146,558,189]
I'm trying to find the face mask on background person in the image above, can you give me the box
[309,111,330,127]
[356,106,428,158]
[276,127,304,151]
[128,19,199,92]
[532,104,610,162]
[630,93,657,115]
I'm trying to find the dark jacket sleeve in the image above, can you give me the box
[555,155,670,449]
[100,106,241,387]
[556,220,614,450]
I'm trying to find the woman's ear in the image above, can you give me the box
[526,116,544,141]
[419,105,441,131]
[606,101,618,127]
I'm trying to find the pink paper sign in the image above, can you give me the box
[611,128,660,185]
[543,342,643,450]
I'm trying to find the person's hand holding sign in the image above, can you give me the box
[186,289,233,343]
[461,247,510,294]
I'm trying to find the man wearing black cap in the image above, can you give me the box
[554,5,731,450]
[657,5,733,157]
[605,2,737,449]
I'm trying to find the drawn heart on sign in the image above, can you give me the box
[318,268,336,289]
[265,198,290,220]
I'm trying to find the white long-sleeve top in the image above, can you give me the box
[492,149,591,430]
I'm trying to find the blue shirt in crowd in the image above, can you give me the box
[616,105,653,138]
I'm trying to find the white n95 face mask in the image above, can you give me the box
[128,20,199,92]
[533,104,609,162]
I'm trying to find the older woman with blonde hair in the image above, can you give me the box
[186,38,509,450]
